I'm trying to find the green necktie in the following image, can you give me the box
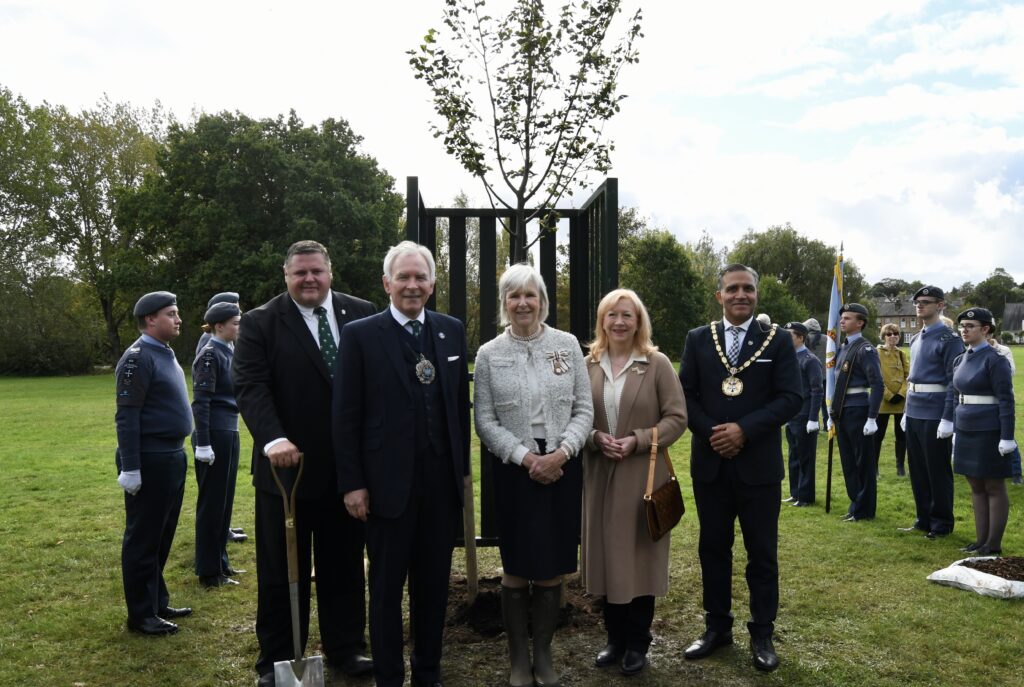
[314,306,338,375]
[408,320,422,338]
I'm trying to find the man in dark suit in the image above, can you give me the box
[335,240,470,687]
[233,240,375,687]
[679,264,802,673]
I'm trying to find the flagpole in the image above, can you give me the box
[824,244,844,514]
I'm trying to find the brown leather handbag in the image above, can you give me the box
[643,426,685,541]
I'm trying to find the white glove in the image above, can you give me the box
[826,417,834,432]
[863,418,878,436]
[999,439,1018,456]
[900,415,907,432]
[936,419,954,439]
[195,445,216,464]
[806,421,819,434]
[118,470,142,495]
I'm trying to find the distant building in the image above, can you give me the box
[874,297,918,344]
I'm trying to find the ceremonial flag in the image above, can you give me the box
[825,246,844,436]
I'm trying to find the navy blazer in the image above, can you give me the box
[679,320,803,485]
[232,290,376,499]
[334,309,471,519]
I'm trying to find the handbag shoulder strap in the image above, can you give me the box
[644,426,676,498]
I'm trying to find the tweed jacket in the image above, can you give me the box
[474,326,593,462]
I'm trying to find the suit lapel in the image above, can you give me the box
[426,311,454,399]
[738,321,766,367]
[376,311,415,401]
[278,295,331,382]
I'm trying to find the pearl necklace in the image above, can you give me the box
[508,325,544,342]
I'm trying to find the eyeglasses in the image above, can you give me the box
[914,299,939,306]
[885,333,900,337]
[958,323,979,330]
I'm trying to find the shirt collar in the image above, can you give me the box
[140,333,170,349]
[971,341,990,352]
[723,316,754,332]
[795,345,807,353]
[292,293,333,318]
[846,332,863,343]
[597,351,648,380]
[390,303,425,327]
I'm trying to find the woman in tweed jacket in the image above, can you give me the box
[474,263,593,687]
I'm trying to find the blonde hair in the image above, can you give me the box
[589,289,657,362]
[880,323,900,337]
[940,315,954,329]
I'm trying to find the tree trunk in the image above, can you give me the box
[101,296,123,363]
[509,208,528,264]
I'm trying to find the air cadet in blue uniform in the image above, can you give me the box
[115,291,194,636]
[829,303,883,521]
[192,301,243,588]
[782,322,823,507]
[899,286,963,539]
[194,292,248,544]
[951,307,1017,556]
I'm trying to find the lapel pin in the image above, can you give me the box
[747,341,753,346]
[439,332,446,339]
[341,309,346,315]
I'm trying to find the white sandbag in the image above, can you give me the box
[927,557,1024,599]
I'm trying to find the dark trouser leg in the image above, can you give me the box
[254,487,313,677]
[692,470,737,634]
[905,418,932,529]
[220,432,240,573]
[120,449,186,621]
[785,425,800,499]
[625,596,656,654]
[966,476,989,546]
[311,493,368,661]
[796,427,818,504]
[984,479,1009,550]
[920,423,954,533]
[408,460,458,685]
[836,413,861,515]
[194,431,234,577]
[736,480,780,639]
[874,414,891,473]
[893,414,906,472]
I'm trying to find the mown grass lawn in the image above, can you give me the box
[1,351,1023,687]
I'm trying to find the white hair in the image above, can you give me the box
[498,263,549,327]
[383,240,436,283]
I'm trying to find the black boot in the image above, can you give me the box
[531,584,562,687]
[501,585,533,687]
[596,599,626,667]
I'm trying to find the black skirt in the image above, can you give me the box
[953,428,1012,479]
[493,439,582,580]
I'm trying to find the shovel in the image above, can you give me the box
[269,454,325,687]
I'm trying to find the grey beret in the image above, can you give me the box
[207,291,240,308]
[914,285,944,301]
[957,307,993,325]
[803,318,821,332]
[133,291,177,317]
[204,302,241,324]
[840,302,869,317]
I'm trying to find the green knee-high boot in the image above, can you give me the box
[501,585,534,687]
[531,584,562,687]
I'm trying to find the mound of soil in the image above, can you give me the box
[445,574,602,643]
[959,555,1024,581]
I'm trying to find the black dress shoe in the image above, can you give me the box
[925,530,950,540]
[684,629,733,660]
[230,526,246,535]
[897,524,924,532]
[793,501,812,507]
[158,606,193,619]
[960,542,981,553]
[897,468,906,477]
[200,574,239,588]
[620,649,647,676]
[331,653,373,676]
[750,636,779,672]
[222,566,246,576]
[127,616,178,636]
[595,643,624,667]
[781,496,795,503]
[256,673,275,687]
[227,530,248,543]
[975,545,1002,556]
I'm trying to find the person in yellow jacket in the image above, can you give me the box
[875,323,909,477]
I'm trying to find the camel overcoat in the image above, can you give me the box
[582,350,687,603]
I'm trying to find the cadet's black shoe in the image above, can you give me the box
[230,526,246,535]
[128,616,178,636]
[158,606,192,619]
[200,574,239,588]
[684,630,733,660]
[897,524,925,532]
[620,649,647,676]
[227,530,248,543]
[222,566,246,576]
[792,501,812,507]
[781,496,795,503]
[925,530,950,540]
[330,653,373,676]
[750,636,779,672]
[595,643,624,667]
[256,673,275,687]
[960,542,981,553]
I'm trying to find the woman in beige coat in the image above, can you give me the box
[583,289,687,677]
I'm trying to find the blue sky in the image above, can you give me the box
[2,0,1022,289]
